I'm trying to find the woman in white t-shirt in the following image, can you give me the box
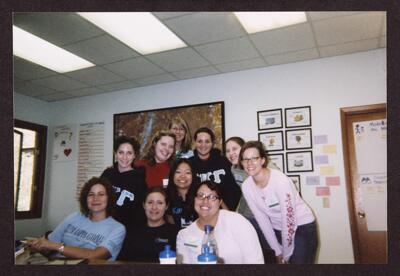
[176,180,264,264]
[240,141,318,264]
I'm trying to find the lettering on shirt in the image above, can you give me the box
[172,207,183,215]
[196,169,226,184]
[154,238,169,244]
[64,223,105,245]
[113,186,135,206]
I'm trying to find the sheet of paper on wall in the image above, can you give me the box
[52,124,78,162]
[360,174,387,231]
[322,144,337,154]
[353,119,386,174]
[76,122,105,199]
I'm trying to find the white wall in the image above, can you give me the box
[14,48,386,263]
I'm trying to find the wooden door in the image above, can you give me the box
[341,103,387,263]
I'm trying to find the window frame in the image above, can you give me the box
[14,119,47,220]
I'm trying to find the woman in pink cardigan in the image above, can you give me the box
[240,141,318,264]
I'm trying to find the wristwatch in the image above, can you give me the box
[58,243,65,253]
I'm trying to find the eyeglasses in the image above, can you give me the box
[241,156,261,164]
[196,193,220,201]
[171,127,185,132]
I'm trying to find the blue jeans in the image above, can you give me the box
[273,221,318,264]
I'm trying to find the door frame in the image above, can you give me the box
[340,103,386,263]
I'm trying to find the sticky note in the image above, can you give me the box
[306,176,320,185]
[326,176,340,186]
[322,145,337,154]
[314,135,328,144]
[322,197,330,208]
[320,166,335,175]
[314,155,329,165]
[316,186,330,196]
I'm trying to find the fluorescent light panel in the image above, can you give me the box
[78,12,187,55]
[234,12,307,34]
[13,26,94,73]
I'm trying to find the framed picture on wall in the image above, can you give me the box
[257,109,283,130]
[114,101,225,158]
[285,106,311,128]
[268,153,285,173]
[288,175,301,196]
[258,131,284,151]
[286,151,314,172]
[285,128,313,150]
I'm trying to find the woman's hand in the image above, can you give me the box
[27,237,59,252]
[276,254,286,264]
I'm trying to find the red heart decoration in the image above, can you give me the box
[64,148,72,156]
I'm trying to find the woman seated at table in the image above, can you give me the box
[166,158,198,229]
[27,177,126,261]
[117,187,179,262]
[176,181,264,264]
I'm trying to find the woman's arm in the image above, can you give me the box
[28,237,110,260]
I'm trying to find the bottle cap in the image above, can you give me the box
[159,245,176,258]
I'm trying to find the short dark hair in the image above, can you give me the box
[143,130,176,166]
[195,180,221,199]
[194,127,215,143]
[239,141,269,168]
[144,187,169,206]
[114,135,140,156]
[79,177,116,217]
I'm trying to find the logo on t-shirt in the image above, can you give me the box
[197,169,226,184]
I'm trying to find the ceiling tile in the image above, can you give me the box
[163,12,245,45]
[36,92,76,102]
[153,12,196,20]
[13,57,57,80]
[97,80,140,92]
[13,12,104,46]
[313,12,383,46]
[195,37,260,64]
[307,11,359,21]
[66,87,106,97]
[319,38,379,58]
[250,23,316,56]
[265,48,319,66]
[135,74,177,86]
[172,66,219,80]
[31,75,89,91]
[104,57,165,80]
[215,58,267,73]
[14,79,57,96]
[66,66,125,86]
[146,47,210,72]
[64,35,139,65]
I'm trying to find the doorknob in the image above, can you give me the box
[358,211,366,218]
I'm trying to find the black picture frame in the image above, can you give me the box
[288,174,301,196]
[268,153,285,173]
[114,101,225,157]
[286,150,314,173]
[257,108,283,130]
[285,128,313,150]
[285,106,312,128]
[258,131,284,152]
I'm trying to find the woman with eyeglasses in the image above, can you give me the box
[176,180,264,264]
[169,116,194,159]
[165,158,198,229]
[240,141,318,264]
[189,127,241,211]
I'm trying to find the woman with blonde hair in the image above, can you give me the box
[135,130,176,188]
[169,115,194,159]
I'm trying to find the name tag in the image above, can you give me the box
[162,179,169,188]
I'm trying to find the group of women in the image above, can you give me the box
[27,115,318,264]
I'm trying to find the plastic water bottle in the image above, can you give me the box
[201,224,218,256]
[159,245,176,264]
[197,245,217,264]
